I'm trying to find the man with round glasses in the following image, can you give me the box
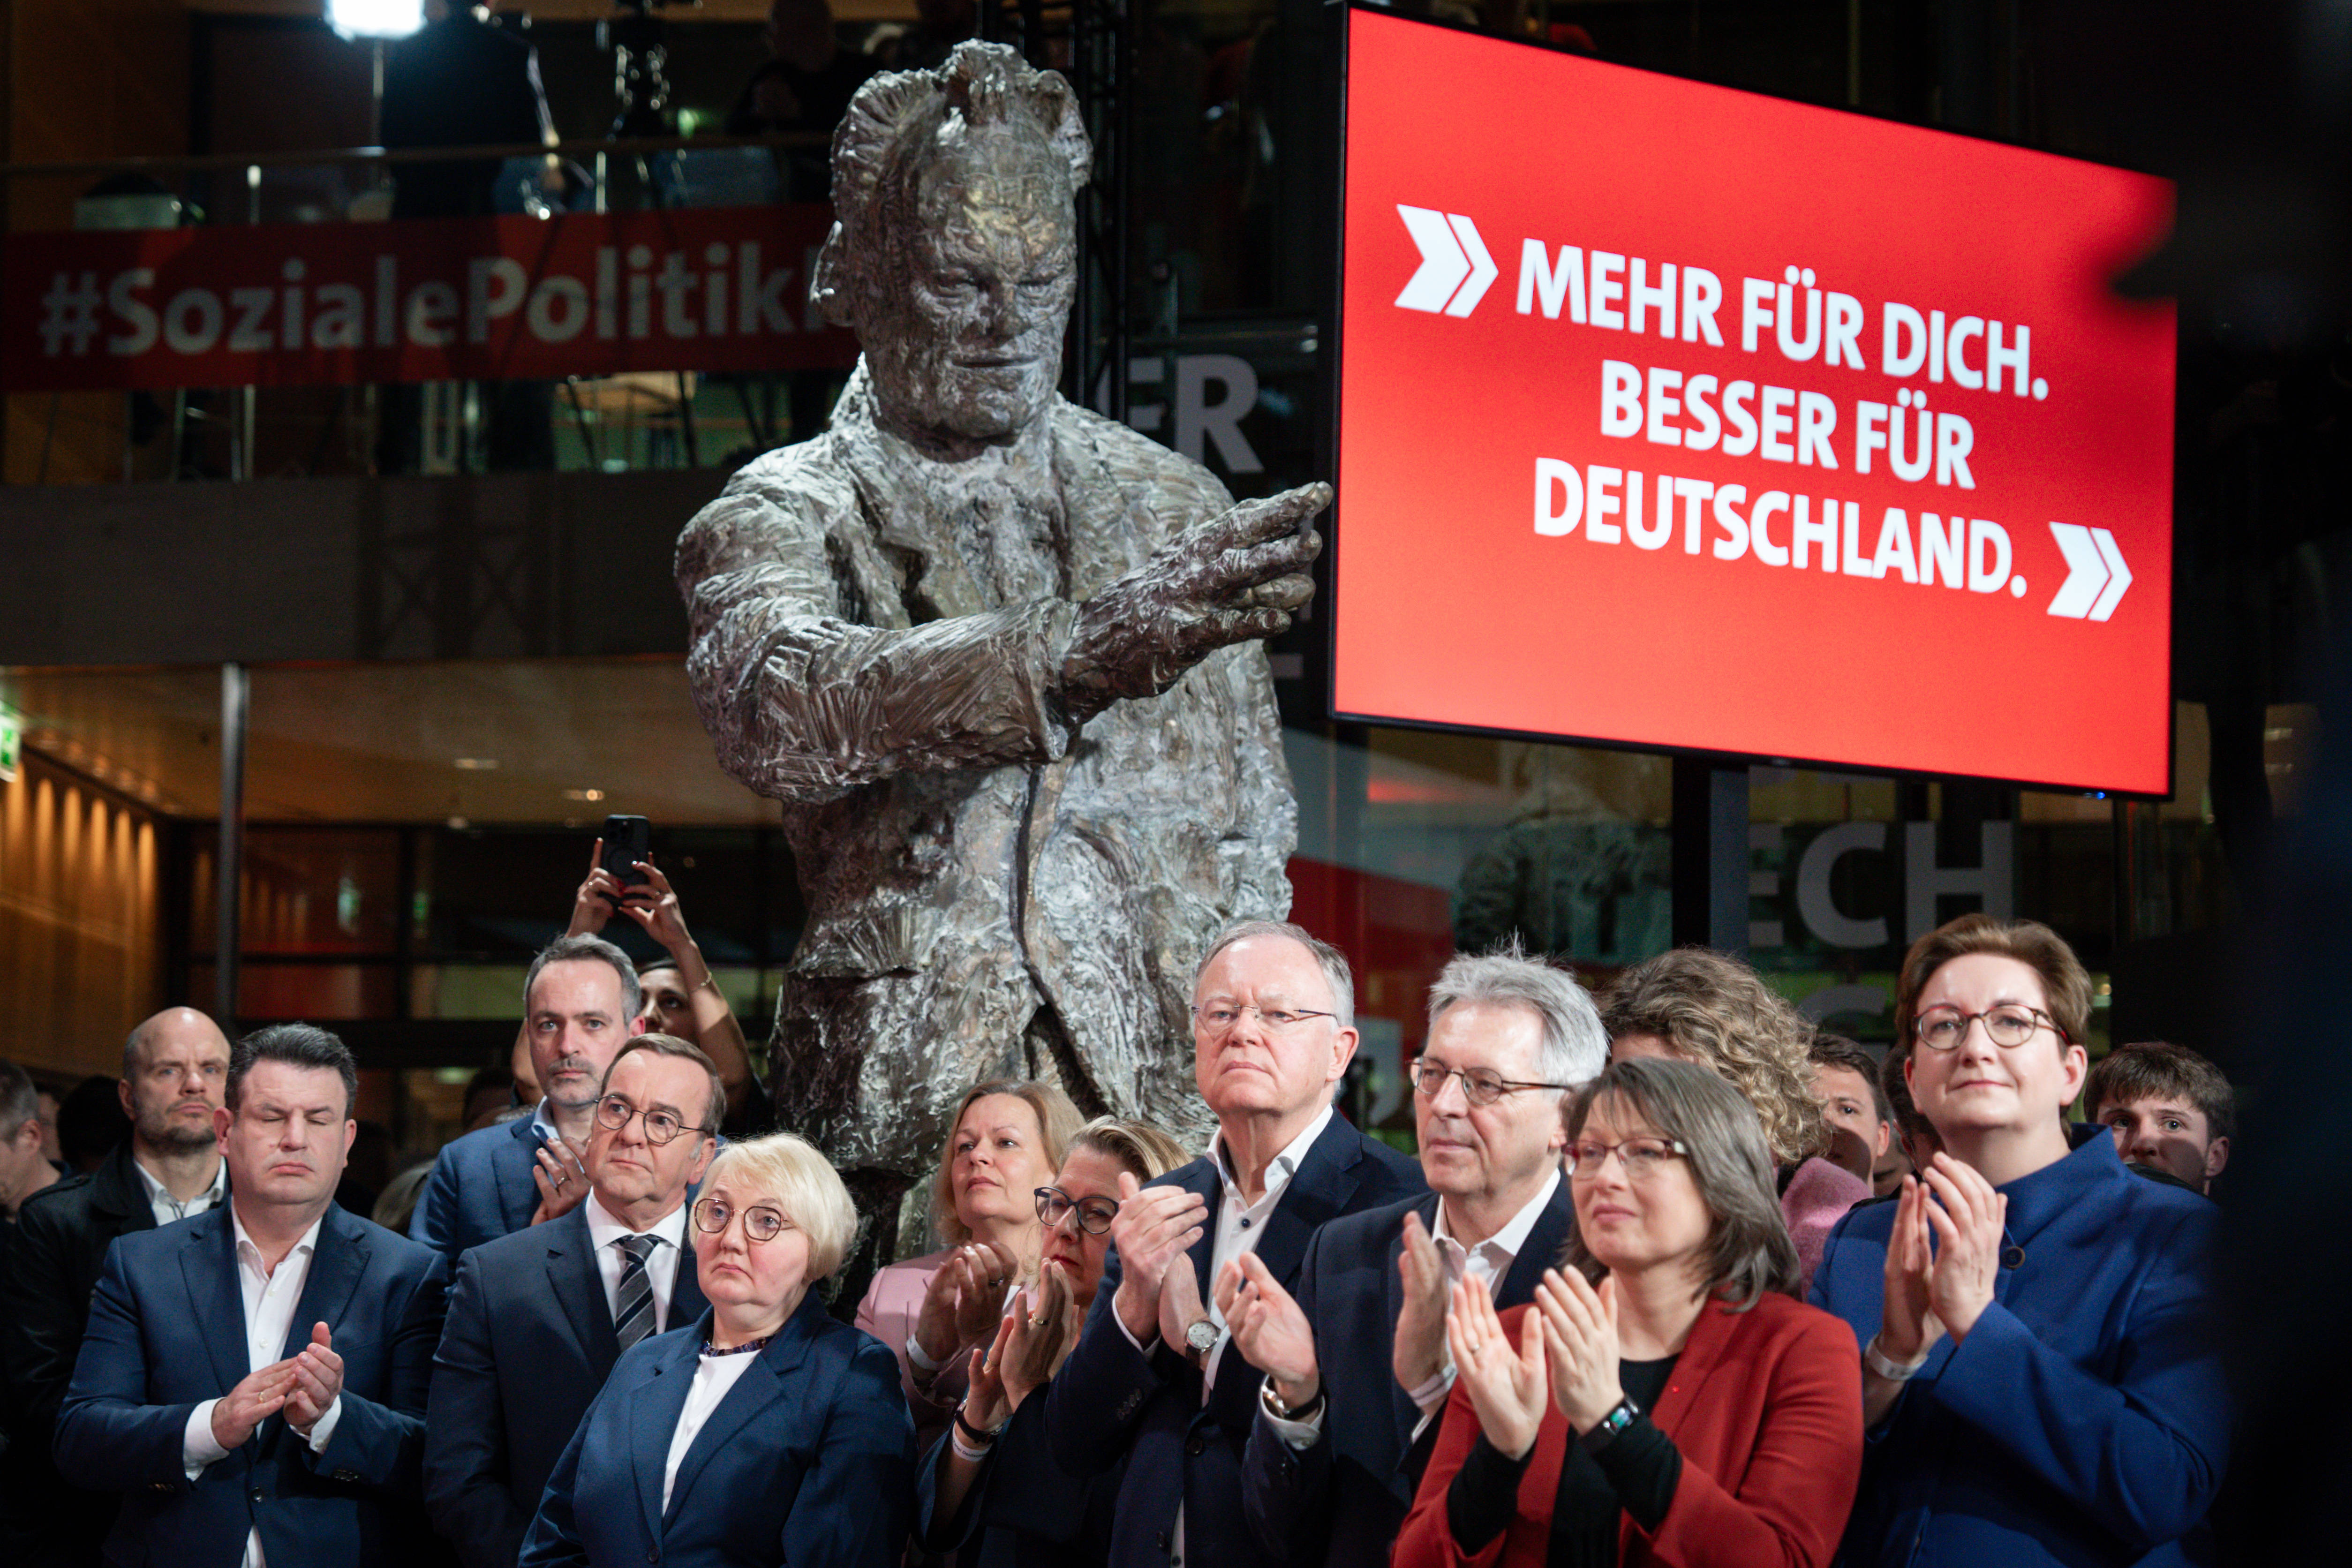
[425,1036,722,1568]
[1228,944,1608,1568]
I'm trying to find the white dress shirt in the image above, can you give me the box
[661,1344,761,1513]
[582,1191,692,1334]
[133,1153,226,1227]
[1261,1168,1564,1449]
[1119,1104,1332,1568]
[181,1206,343,1568]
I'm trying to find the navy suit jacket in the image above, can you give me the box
[1043,1115,1425,1568]
[424,1202,710,1568]
[1240,1178,1574,1567]
[1809,1128,2228,1568]
[411,1116,546,1263]
[518,1291,913,1568]
[54,1202,448,1568]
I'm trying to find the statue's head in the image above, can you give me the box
[812,43,1089,451]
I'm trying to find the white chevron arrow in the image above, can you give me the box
[1394,206,1496,317]
[2046,522,2133,620]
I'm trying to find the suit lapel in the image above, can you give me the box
[669,1237,709,1325]
[1251,1117,1365,1292]
[1494,1177,1576,1309]
[181,1214,248,1395]
[1643,1292,1737,1438]
[1183,1163,1220,1307]
[497,1118,544,1234]
[662,1296,822,1528]
[545,1207,619,1373]
[278,1207,367,1361]
[626,1325,703,1544]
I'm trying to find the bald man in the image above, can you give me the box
[1,1007,232,1568]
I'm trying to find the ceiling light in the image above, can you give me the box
[325,1,424,41]
[453,757,498,771]
[563,787,607,802]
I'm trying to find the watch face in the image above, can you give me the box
[1187,1320,1220,1355]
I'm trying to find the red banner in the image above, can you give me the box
[1336,11,2177,796]
[0,206,860,392]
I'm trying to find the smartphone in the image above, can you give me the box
[599,814,651,890]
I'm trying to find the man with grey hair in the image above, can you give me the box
[675,40,1327,1243]
[1224,943,1606,1568]
[0,1057,60,1219]
[409,935,645,1260]
[2,1006,232,1568]
[1045,920,1424,1568]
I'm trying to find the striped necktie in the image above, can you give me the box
[613,1233,660,1350]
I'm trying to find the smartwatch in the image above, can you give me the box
[1578,1395,1640,1453]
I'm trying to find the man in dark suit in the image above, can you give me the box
[1,1007,233,1568]
[410,935,646,1261]
[1044,921,1426,1568]
[1227,946,1608,1568]
[425,1035,721,1568]
[54,1024,448,1568]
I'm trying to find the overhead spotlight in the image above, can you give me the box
[325,1,424,42]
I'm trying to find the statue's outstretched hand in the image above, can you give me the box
[1058,482,1329,724]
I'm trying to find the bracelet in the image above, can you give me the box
[694,975,723,995]
[1260,1378,1326,1424]
[949,1423,994,1463]
[1864,1333,1930,1382]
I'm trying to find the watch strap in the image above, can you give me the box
[1576,1395,1639,1453]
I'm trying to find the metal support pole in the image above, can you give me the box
[217,662,249,1024]
[1671,757,1750,953]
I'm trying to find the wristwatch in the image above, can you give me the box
[1577,1395,1640,1453]
[1184,1318,1221,1368]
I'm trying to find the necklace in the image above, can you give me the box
[703,1333,773,1358]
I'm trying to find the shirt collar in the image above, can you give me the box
[583,1188,690,1251]
[1210,1103,1334,1210]
[1433,1167,1563,1262]
[132,1152,226,1209]
[529,1099,558,1140]
[228,1202,326,1271]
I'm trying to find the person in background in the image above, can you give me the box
[2085,1040,2234,1196]
[1232,945,1607,1568]
[1044,921,1426,1568]
[1876,1042,1939,1199]
[919,1116,1190,1566]
[0,1059,62,1219]
[372,1163,434,1236]
[1602,950,1870,1285]
[1808,1034,1893,1190]
[1811,914,2229,1567]
[519,1133,913,1568]
[427,1036,721,1568]
[55,1024,448,1568]
[726,0,879,200]
[857,1079,1079,1456]
[1395,1057,1862,1568]
[462,1065,519,1134]
[409,935,647,1261]
[56,1074,131,1176]
[556,838,765,1138]
[1,1008,233,1568]
[33,1086,63,1167]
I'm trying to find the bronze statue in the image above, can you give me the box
[675,41,1326,1244]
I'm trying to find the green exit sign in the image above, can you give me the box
[0,708,19,784]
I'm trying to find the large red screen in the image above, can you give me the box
[1335,11,2176,795]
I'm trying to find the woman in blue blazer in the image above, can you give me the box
[520,1133,915,1568]
[1810,915,2228,1567]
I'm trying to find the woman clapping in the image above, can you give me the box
[1396,1058,1862,1568]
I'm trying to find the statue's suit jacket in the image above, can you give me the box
[423,1200,710,1568]
[676,364,1297,1172]
[54,1203,448,1568]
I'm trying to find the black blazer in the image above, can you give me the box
[424,1202,710,1568]
[54,1202,448,1568]
[0,1143,173,1568]
[1239,1180,1576,1568]
[1043,1114,1426,1568]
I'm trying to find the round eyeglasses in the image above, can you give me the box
[594,1093,710,1146]
[1566,1135,1690,1182]
[1035,1185,1120,1236]
[1407,1058,1576,1109]
[692,1197,791,1243]
[1912,1004,2069,1052]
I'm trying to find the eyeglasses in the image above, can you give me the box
[594,1093,710,1146]
[1566,1135,1689,1182]
[1912,1004,2070,1052]
[691,1197,792,1243]
[1191,1004,1336,1035]
[1035,1185,1120,1235]
[1407,1058,1576,1109]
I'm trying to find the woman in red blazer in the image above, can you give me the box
[1395,1057,1862,1568]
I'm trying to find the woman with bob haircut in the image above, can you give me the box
[916,1115,1192,1567]
[857,1078,1082,1454]
[1395,1057,1862,1568]
[1809,914,2229,1567]
[520,1133,914,1568]
[1601,948,1872,1287]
